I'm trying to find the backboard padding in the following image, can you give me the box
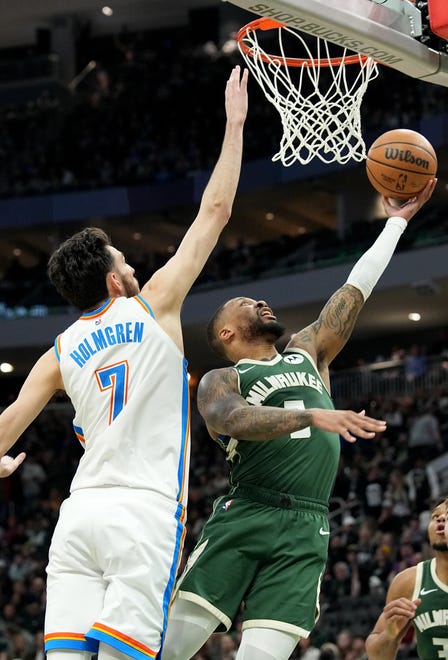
[225,0,448,86]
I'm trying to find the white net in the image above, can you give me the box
[237,20,379,166]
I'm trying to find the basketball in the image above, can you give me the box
[366,129,437,200]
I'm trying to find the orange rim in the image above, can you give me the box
[236,17,370,68]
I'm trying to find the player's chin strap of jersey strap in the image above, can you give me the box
[345,216,407,301]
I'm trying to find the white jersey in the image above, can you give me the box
[54,295,190,507]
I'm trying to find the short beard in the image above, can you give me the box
[240,318,286,342]
[432,541,448,552]
[123,277,140,298]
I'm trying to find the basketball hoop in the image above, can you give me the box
[236,18,379,166]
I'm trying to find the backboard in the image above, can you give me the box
[224,0,448,87]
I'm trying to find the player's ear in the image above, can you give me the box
[106,271,123,297]
[219,326,234,344]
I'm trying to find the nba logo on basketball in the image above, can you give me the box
[396,173,407,191]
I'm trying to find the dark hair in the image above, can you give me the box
[206,301,229,359]
[47,227,113,311]
[433,496,448,510]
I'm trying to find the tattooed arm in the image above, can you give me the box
[197,367,386,443]
[287,284,364,390]
[287,180,436,384]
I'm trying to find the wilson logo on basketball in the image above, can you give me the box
[384,148,430,169]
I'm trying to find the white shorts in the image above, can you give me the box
[44,487,186,660]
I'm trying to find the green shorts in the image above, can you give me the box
[175,485,329,637]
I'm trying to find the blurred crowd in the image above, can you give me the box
[0,337,447,660]
[1,204,448,314]
[0,23,447,199]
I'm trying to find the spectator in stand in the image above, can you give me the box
[347,635,366,660]
[404,344,427,384]
[19,455,47,513]
[335,629,353,659]
[319,642,341,659]
[380,468,412,533]
[321,561,360,606]
[298,635,321,659]
[405,454,441,513]
[408,402,443,461]
[355,520,379,595]
[362,464,385,519]
[370,542,394,586]
[382,400,405,443]
[340,514,359,548]
[390,541,419,577]
[327,534,349,567]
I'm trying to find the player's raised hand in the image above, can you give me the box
[382,177,437,220]
[0,452,26,478]
[309,408,386,443]
[225,65,249,125]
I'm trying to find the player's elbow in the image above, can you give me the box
[210,415,236,438]
[211,199,233,228]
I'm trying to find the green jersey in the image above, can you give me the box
[412,558,448,659]
[217,348,340,506]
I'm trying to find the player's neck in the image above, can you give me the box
[435,553,448,583]
[233,342,278,363]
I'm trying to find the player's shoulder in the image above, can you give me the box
[199,365,237,385]
[387,565,418,601]
[198,366,238,394]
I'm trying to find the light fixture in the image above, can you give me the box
[102,6,113,16]
[0,363,14,373]
[408,312,421,322]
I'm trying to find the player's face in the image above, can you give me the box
[109,247,140,297]
[224,297,285,342]
[429,500,448,552]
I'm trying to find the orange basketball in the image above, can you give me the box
[366,129,437,200]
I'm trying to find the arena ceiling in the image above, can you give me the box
[0,0,219,48]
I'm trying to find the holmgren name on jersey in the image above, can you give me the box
[69,321,145,367]
[246,371,323,405]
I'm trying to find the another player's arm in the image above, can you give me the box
[197,368,386,443]
[0,348,64,474]
[365,568,420,660]
[140,67,248,324]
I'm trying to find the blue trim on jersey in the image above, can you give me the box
[85,629,155,660]
[45,637,98,653]
[53,335,61,362]
[81,299,111,318]
[159,503,186,657]
[176,358,189,500]
[135,294,154,317]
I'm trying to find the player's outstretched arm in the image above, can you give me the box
[365,568,419,660]
[287,178,437,384]
[141,66,249,316]
[0,348,64,472]
[197,368,386,442]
